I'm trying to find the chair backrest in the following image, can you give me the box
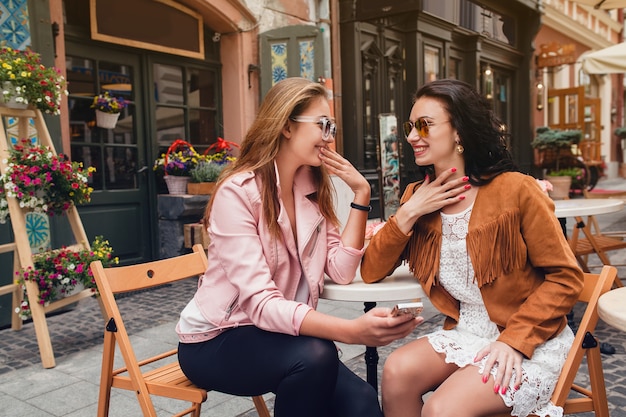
[550,265,615,412]
[91,244,271,417]
[91,244,209,416]
[491,265,616,417]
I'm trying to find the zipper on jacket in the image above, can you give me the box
[224,295,239,320]
[307,223,322,257]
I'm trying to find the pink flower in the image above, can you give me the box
[536,179,553,192]
[365,221,386,240]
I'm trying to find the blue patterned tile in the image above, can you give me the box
[299,40,314,81]
[0,0,31,50]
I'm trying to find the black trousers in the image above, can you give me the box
[178,326,382,417]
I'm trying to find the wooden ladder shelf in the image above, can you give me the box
[0,106,94,368]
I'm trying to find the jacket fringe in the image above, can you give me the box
[406,220,441,288]
[466,209,526,286]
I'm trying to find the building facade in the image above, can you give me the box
[0,0,544,324]
[534,0,624,180]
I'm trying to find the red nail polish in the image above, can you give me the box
[464,184,471,189]
[463,176,469,181]
[493,384,500,394]
[501,387,507,395]
[451,167,457,173]
[459,195,466,200]
[482,375,488,383]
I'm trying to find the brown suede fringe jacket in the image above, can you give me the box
[361,172,583,359]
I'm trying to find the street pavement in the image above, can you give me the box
[2,178,626,416]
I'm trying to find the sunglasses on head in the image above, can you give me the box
[402,117,437,138]
[289,116,337,141]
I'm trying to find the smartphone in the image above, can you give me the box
[391,302,424,318]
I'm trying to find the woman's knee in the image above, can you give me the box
[288,337,339,381]
[299,337,337,364]
[422,396,449,417]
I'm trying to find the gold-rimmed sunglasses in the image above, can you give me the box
[289,116,337,141]
[402,117,448,138]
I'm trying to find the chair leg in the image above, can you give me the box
[587,345,610,417]
[252,395,271,417]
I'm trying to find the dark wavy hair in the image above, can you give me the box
[413,79,517,186]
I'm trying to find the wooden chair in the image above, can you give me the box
[91,244,271,417]
[491,265,616,417]
[570,214,626,287]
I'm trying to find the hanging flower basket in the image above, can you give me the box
[95,110,120,129]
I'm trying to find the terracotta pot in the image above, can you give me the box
[545,175,572,200]
[187,182,216,195]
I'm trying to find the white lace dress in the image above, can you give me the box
[425,205,573,417]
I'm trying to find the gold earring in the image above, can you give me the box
[456,144,464,154]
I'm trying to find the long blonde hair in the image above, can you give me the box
[203,77,339,236]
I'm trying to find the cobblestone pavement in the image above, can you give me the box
[2,269,626,416]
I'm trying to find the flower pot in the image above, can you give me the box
[187,182,217,195]
[95,110,120,129]
[0,82,29,109]
[164,175,190,195]
[545,175,572,200]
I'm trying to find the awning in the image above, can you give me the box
[568,0,626,9]
[581,42,626,74]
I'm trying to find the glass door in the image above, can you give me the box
[65,41,152,264]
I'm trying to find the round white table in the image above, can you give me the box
[321,263,425,391]
[598,287,626,332]
[553,198,624,218]
[321,263,426,302]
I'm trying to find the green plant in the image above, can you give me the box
[531,127,582,150]
[189,160,224,183]
[546,167,585,188]
[15,236,118,319]
[0,46,68,115]
[0,139,95,224]
[614,127,626,139]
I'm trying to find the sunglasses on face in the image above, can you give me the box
[289,116,337,141]
[402,117,446,138]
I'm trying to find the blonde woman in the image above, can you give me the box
[177,77,421,417]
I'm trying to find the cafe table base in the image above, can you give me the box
[321,264,426,392]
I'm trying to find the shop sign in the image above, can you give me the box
[537,42,577,68]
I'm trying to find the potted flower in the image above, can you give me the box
[0,139,95,224]
[187,161,223,195]
[15,235,118,320]
[153,139,201,195]
[0,47,68,115]
[91,92,128,129]
[545,167,584,200]
[187,138,238,195]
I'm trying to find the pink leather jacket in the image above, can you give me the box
[177,166,363,343]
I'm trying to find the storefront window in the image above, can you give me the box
[153,63,219,152]
[424,45,440,82]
